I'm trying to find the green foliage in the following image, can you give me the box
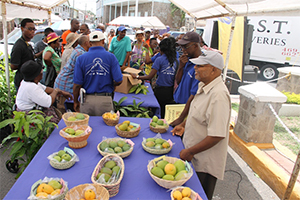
[0,110,58,178]
[0,57,16,121]
[129,84,149,95]
[231,103,239,112]
[282,91,300,105]
[114,99,152,118]
[170,3,186,28]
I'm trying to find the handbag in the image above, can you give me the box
[44,65,57,87]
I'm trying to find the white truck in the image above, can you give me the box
[248,16,300,80]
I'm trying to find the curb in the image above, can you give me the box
[229,130,300,199]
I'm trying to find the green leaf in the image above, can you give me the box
[135,87,142,94]
[23,122,30,137]
[29,128,41,139]
[10,141,24,157]
[140,107,147,111]
[124,107,134,112]
[0,119,15,129]
[119,108,128,116]
[137,101,144,107]
[118,96,128,105]
[129,85,139,93]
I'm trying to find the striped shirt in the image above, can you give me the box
[54,45,86,93]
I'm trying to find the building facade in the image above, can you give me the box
[96,0,183,29]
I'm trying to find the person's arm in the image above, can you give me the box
[175,54,189,85]
[45,87,59,105]
[171,120,186,136]
[43,51,53,67]
[114,80,122,87]
[121,51,131,71]
[131,68,157,81]
[144,50,153,64]
[73,83,81,112]
[170,95,194,127]
[34,51,43,59]
[180,136,224,161]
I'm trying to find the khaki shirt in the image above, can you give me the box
[183,76,231,180]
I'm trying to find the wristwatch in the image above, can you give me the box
[136,75,139,79]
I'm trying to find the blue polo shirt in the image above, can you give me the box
[151,52,179,63]
[173,60,199,104]
[152,54,178,87]
[109,35,132,66]
[74,46,123,94]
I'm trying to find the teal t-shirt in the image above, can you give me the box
[109,35,132,66]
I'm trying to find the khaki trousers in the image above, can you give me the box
[80,95,114,116]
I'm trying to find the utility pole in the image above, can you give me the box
[84,3,87,23]
[73,0,75,18]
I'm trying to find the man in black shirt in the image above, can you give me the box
[10,18,36,90]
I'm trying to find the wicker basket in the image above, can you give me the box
[91,154,124,197]
[149,119,169,133]
[102,113,119,126]
[49,152,77,170]
[65,183,109,200]
[31,179,68,200]
[97,138,134,158]
[59,125,92,149]
[62,112,89,126]
[115,124,140,138]
[147,156,193,189]
[142,141,172,155]
[170,186,202,200]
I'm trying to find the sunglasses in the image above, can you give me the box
[24,27,37,31]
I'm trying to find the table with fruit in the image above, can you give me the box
[4,115,207,200]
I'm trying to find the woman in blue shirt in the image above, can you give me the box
[131,37,178,118]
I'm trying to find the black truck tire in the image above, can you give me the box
[260,64,278,81]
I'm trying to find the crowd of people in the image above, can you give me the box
[9,17,231,200]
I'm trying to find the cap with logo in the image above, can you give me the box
[176,31,200,45]
[89,31,105,42]
[190,51,224,70]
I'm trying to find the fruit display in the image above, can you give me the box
[59,125,92,149]
[91,154,125,197]
[147,156,193,189]
[48,148,78,169]
[102,111,120,126]
[149,115,169,133]
[142,137,173,155]
[98,138,134,158]
[62,112,89,126]
[64,127,85,137]
[65,184,109,200]
[171,186,199,200]
[28,177,68,200]
[115,120,141,138]
[129,83,149,95]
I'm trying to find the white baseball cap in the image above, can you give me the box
[190,51,224,70]
[89,31,105,42]
[144,28,151,33]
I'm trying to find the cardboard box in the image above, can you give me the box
[115,73,142,94]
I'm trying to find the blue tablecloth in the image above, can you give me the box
[114,82,161,118]
[4,117,207,200]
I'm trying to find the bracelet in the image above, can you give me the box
[136,75,139,79]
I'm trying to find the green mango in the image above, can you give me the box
[151,167,165,178]
[100,141,109,151]
[105,160,117,169]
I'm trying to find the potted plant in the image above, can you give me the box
[0,110,58,178]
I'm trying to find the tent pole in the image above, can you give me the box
[48,10,51,26]
[1,0,11,108]
[223,15,236,82]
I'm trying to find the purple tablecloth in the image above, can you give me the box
[114,82,161,118]
[4,117,207,200]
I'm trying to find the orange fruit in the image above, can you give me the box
[36,192,48,199]
[84,189,96,200]
[37,183,48,193]
[164,163,177,176]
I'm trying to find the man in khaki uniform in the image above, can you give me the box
[171,51,231,200]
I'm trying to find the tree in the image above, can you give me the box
[170,3,186,29]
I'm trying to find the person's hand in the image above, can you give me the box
[179,148,194,162]
[171,125,184,136]
[62,91,73,100]
[179,54,189,67]
[74,102,80,112]
[143,42,149,49]
[170,118,184,127]
[130,73,138,79]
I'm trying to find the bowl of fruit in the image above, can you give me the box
[91,154,124,197]
[65,183,109,200]
[98,137,134,158]
[115,120,141,138]
[142,137,173,155]
[147,156,193,189]
[171,186,201,200]
[102,111,119,126]
[48,148,78,170]
[149,115,169,133]
[59,125,92,148]
[28,177,68,200]
[62,112,89,126]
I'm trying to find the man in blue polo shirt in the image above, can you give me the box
[73,31,123,116]
[171,32,202,127]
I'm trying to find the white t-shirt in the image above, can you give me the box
[16,80,52,110]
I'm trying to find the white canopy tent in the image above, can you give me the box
[108,16,166,29]
[1,0,67,104]
[170,0,300,81]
